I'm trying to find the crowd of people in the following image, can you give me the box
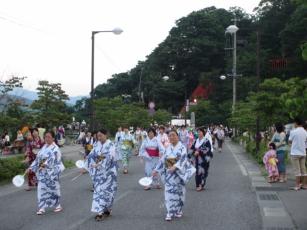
[17,119,306,222]
[22,123,228,222]
[0,125,67,155]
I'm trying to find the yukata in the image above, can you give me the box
[157,133,170,148]
[188,131,195,149]
[139,137,165,187]
[179,129,189,152]
[114,131,123,161]
[154,142,195,217]
[84,140,117,214]
[134,130,143,155]
[25,137,43,187]
[263,150,279,177]
[191,137,213,188]
[119,132,135,170]
[205,130,214,152]
[30,143,65,210]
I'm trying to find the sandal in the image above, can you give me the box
[54,206,63,213]
[95,214,104,221]
[196,187,203,192]
[104,210,111,217]
[174,211,183,218]
[290,186,301,191]
[165,214,172,221]
[25,187,32,191]
[154,185,162,189]
[36,209,45,215]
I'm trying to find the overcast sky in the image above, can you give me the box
[0,0,260,97]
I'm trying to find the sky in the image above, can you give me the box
[0,0,261,97]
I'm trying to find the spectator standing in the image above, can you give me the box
[288,118,307,191]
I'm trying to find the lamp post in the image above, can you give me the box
[225,24,239,113]
[89,27,123,130]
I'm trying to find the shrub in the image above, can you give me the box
[0,156,27,183]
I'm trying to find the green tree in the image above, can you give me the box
[0,76,27,134]
[280,77,307,118]
[31,80,71,128]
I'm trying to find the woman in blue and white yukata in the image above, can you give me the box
[83,129,118,221]
[153,130,196,221]
[118,126,135,174]
[139,127,165,190]
[27,130,65,215]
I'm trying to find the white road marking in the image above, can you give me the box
[226,144,248,176]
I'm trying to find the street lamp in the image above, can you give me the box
[162,75,169,81]
[220,75,227,80]
[225,24,239,113]
[90,27,123,130]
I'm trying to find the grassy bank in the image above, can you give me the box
[0,155,75,184]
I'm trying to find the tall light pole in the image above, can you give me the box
[90,27,123,130]
[225,23,239,113]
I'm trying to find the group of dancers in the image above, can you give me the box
[24,125,214,222]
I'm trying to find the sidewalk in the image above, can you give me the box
[227,140,307,230]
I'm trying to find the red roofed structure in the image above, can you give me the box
[189,83,213,101]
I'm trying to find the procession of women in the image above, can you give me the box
[15,124,223,222]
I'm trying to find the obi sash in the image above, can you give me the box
[85,144,93,151]
[146,148,159,157]
[122,140,133,149]
[165,157,177,169]
[39,158,46,168]
[96,154,105,163]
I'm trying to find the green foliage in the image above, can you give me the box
[0,76,26,96]
[189,99,231,126]
[302,42,307,60]
[31,80,72,128]
[0,76,29,135]
[228,101,257,131]
[281,77,307,118]
[0,156,27,183]
[230,77,306,135]
[94,97,171,134]
[63,159,75,169]
[245,140,268,165]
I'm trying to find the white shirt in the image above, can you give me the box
[289,127,307,156]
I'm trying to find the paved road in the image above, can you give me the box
[0,142,262,230]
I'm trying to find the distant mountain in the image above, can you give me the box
[68,96,87,105]
[8,88,87,105]
[9,88,38,101]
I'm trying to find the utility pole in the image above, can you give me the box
[256,31,261,154]
[231,17,239,114]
